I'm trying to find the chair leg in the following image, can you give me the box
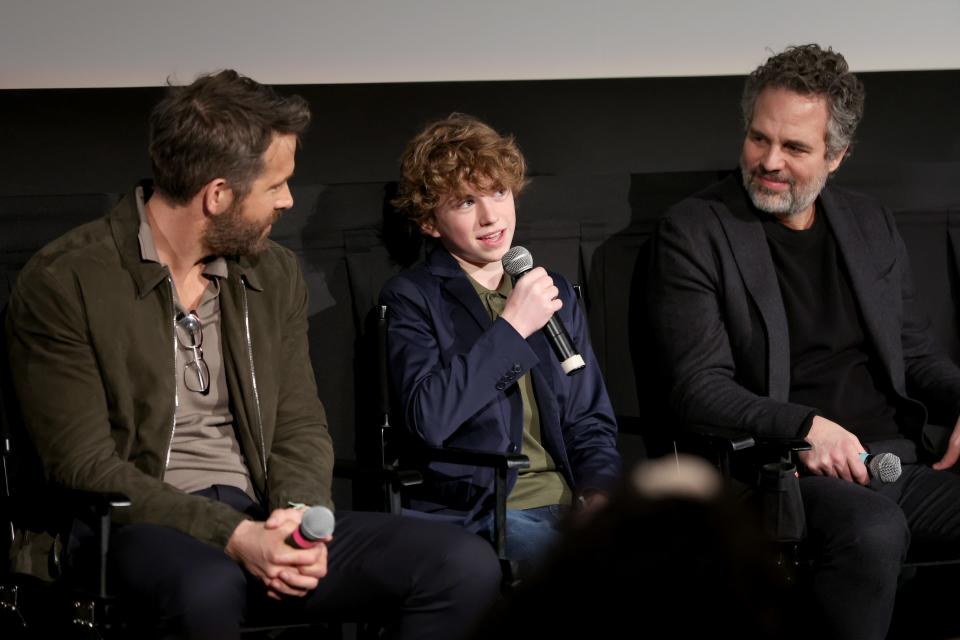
[499,558,521,591]
[354,621,382,640]
[0,582,27,633]
[493,468,507,561]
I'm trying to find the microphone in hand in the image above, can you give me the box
[501,246,585,375]
[858,452,902,483]
[287,506,336,549]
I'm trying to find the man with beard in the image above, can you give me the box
[648,44,960,639]
[4,70,500,640]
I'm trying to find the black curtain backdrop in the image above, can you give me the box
[1,70,958,201]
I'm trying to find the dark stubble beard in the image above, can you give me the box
[202,200,279,257]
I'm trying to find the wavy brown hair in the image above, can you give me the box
[393,114,527,228]
[149,69,311,205]
[742,44,865,161]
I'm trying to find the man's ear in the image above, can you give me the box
[419,217,441,238]
[827,146,848,173]
[201,178,234,216]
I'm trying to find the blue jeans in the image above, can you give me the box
[482,505,565,576]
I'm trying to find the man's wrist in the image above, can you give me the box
[225,518,255,560]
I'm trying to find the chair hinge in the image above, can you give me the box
[72,598,98,628]
[0,583,27,628]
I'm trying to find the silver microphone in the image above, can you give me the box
[288,506,336,548]
[858,452,902,483]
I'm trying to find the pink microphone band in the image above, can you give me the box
[291,528,322,549]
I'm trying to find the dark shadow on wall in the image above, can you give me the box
[585,170,729,462]
[345,185,428,511]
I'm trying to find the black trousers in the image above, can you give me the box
[801,459,960,640]
[73,486,501,640]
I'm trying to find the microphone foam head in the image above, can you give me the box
[869,453,902,483]
[300,505,336,541]
[502,246,533,276]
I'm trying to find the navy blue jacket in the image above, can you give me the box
[379,247,620,531]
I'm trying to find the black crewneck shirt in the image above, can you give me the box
[762,206,901,442]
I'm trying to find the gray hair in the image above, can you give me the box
[741,44,865,161]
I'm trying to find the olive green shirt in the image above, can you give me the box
[467,273,572,509]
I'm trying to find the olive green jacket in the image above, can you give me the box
[5,186,334,578]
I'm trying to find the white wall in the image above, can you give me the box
[2,0,958,89]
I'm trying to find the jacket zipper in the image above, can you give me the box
[241,278,269,482]
[162,277,178,475]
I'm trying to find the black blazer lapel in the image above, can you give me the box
[821,188,904,389]
[715,177,792,401]
[426,247,493,331]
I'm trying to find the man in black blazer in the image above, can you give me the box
[650,44,960,639]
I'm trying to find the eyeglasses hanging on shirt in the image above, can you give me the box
[175,311,210,394]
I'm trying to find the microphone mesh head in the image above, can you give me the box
[868,453,902,483]
[502,246,533,276]
[300,506,336,541]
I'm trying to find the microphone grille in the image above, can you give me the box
[300,505,336,541]
[502,246,533,276]
[869,453,902,483]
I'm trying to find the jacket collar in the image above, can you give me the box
[425,246,494,330]
[713,172,792,401]
[111,181,264,298]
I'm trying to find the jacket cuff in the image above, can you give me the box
[796,410,819,440]
[208,506,253,550]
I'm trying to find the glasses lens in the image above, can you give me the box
[184,359,210,393]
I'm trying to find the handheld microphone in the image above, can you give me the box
[858,452,902,483]
[287,506,336,549]
[502,246,585,375]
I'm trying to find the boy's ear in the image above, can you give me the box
[419,217,441,238]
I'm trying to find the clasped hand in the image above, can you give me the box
[225,507,332,600]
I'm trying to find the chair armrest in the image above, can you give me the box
[333,458,423,488]
[410,446,530,471]
[684,423,756,452]
[754,436,811,453]
[404,446,528,572]
[67,490,131,513]
[684,423,811,453]
[57,490,130,600]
